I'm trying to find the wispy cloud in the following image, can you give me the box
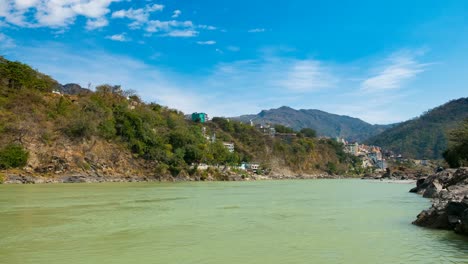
[361,50,429,92]
[106,33,129,42]
[171,10,181,18]
[111,3,164,29]
[86,17,109,30]
[275,60,336,91]
[165,29,198,37]
[248,28,266,33]
[206,56,337,93]
[227,46,240,52]
[0,33,15,48]
[197,40,216,45]
[198,24,217,30]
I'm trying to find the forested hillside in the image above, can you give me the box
[236,106,392,142]
[366,98,468,159]
[0,57,359,180]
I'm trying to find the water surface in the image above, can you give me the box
[1,180,467,264]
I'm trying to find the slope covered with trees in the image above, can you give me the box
[0,56,360,180]
[366,98,468,159]
[235,106,392,142]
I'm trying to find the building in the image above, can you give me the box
[191,112,209,123]
[223,142,235,153]
[243,163,260,172]
[345,142,359,155]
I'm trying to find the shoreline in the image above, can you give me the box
[0,172,420,185]
[1,173,353,184]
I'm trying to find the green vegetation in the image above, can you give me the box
[0,57,57,92]
[366,98,468,159]
[0,144,29,169]
[0,56,359,177]
[443,119,468,168]
[274,124,295,134]
[298,128,317,138]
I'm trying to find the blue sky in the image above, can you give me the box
[0,0,467,124]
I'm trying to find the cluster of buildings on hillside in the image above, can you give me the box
[336,138,388,171]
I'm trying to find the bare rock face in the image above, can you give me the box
[411,168,468,236]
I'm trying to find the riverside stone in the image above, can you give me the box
[411,167,468,236]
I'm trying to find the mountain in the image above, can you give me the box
[365,98,468,159]
[235,106,392,142]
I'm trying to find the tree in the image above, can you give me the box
[274,124,295,134]
[443,119,468,168]
[299,128,317,138]
[0,143,29,169]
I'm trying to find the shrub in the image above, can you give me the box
[0,143,29,169]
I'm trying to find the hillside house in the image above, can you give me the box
[223,142,235,153]
[192,112,209,123]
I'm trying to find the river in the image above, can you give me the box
[0,180,467,264]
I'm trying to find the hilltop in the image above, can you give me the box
[365,98,468,159]
[235,106,392,142]
[0,56,360,182]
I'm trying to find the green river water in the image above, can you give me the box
[0,180,467,264]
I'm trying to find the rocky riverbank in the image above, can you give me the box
[410,167,468,236]
[1,171,338,184]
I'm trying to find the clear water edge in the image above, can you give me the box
[0,180,467,264]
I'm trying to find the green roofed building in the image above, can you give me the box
[192,112,208,123]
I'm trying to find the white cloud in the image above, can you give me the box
[86,17,108,30]
[197,40,216,45]
[166,29,198,37]
[111,3,164,28]
[106,33,129,42]
[361,51,429,92]
[248,28,265,33]
[198,24,217,30]
[0,0,118,28]
[171,9,181,18]
[145,20,202,37]
[146,20,193,32]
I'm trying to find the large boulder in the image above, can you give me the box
[423,180,443,198]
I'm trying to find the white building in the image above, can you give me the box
[223,142,235,153]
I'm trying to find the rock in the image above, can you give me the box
[62,175,88,183]
[423,180,443,198]
[413,206,449,229]
[411,167,468,236]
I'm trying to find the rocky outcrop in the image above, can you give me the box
[411,167,468,236]
[60,83,91,95]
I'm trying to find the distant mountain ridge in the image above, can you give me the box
[365,98,468,159]
[234,106,393,142]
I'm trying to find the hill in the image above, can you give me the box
[365,98,468,159]
[0,56,361,181]
[235,106,392,142]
